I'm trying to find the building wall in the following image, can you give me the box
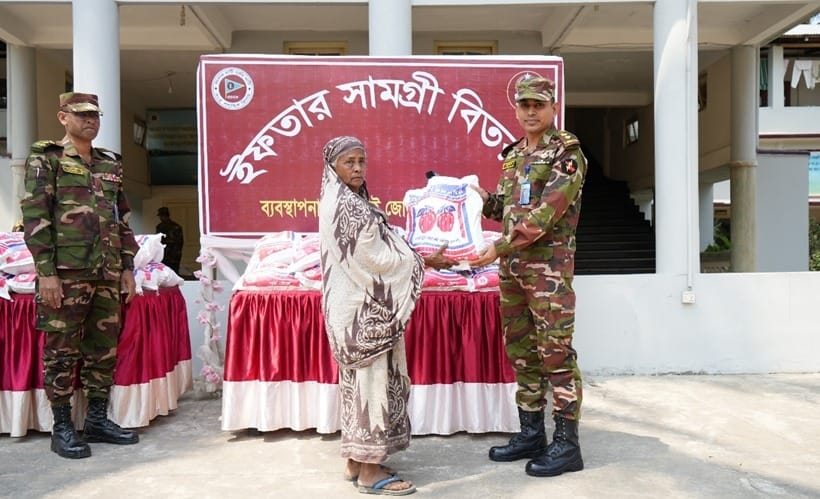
[757,152,810,271]
[574,272,820,374]
[231,30,370,55]
[698,55,732,173]
[413,30,541,55]
[120,107,150,194]
[606,105,655,189]
[35,51,68,141]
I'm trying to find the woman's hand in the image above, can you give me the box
[422,243,459,270]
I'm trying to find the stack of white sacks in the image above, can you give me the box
[0,232,182,301]
[235,174,500,293]
[0,232,36,300]
[234,231,322,291]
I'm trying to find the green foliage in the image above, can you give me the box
[810,218,820,271]
[704,220,731,253]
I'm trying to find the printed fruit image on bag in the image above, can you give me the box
[404,175,487,262]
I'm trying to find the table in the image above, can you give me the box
[0,287,192,437]
[221,290,518,435]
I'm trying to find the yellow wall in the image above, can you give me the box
[35,51,69,141]
[606,105,655,189]
[698,55,732,173]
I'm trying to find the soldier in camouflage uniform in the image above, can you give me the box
[471,76,586,477]
[156,206,184,273]
[20,92,141,459]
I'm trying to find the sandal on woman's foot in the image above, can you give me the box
[344,464,397,482]
[358,476,416,496]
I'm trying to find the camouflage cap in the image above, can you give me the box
[515,76,555,102]
[59,92,102,114]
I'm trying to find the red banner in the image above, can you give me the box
[197,55,563,236]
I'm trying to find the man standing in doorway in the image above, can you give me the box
[471,75,587,477]
[156,206,184,274]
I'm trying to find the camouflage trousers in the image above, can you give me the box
[498,260,583,420]
[36,278,122,405]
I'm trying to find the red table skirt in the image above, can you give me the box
[222,290,518,435]
[0,288,193,437]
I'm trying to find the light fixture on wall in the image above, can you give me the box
[166,71,175,94]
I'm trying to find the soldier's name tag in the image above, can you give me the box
[530,161,549,166]
[60,164,87,175]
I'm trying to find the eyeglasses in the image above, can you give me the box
[69,111,102,120]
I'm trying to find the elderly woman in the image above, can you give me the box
[319,136,454,495]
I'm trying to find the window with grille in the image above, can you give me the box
[284,42,348,56]
[435,41,497,56]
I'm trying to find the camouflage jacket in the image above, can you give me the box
[20,140,139,280]
[483,128,587,268]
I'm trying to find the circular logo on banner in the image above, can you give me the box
[506,71,545,108]
[211,67,254,110]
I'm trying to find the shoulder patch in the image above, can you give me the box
[30,140,61,154]
[561,158,579,175]
[96,147,122,161]
[501,138,524,158]
[558,130,580,150]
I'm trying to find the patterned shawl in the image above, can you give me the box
[319,137,424,369]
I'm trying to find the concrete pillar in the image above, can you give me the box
[698,183,714,252]
[769,45,785,109]
[72,0,121,153]
[729,45,758,272]
[653,0,699,277]
[3,45,37,231]
[369,0,412,56]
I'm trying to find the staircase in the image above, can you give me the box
[575,160,656,275]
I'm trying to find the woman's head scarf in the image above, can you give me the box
[322,135,368,198]
[323,136,365,169]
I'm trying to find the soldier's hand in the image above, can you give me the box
[470,184,489,203]
[38,275,63,309]
[469,244,498,268]
[121,270,137,304]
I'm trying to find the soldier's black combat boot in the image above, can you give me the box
[489,407,547,462]
[82,398,139,445]
[525,415,584,476]
[51,404,91,459]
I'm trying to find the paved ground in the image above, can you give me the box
[2,373,819,499]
